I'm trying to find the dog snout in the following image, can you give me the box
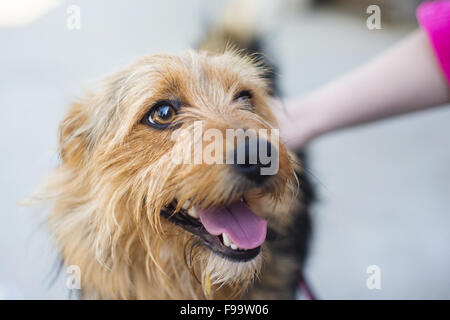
[231,138,274,184]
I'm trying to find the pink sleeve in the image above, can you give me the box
[417,0,450,86]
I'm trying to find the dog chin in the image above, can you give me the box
[203,248,263,286]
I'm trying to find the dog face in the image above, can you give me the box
[55,50,298,298]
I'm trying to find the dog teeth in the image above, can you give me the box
[222,233,241,250]
[187,207,199,219]
[222,233,231,247]
[181,200,191,210]
[182,200,199,219]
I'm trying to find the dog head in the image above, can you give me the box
[51,50,298,298]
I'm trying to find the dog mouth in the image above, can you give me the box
[161,198,267,262]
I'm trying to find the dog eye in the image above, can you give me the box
[235,90,253,102]
[143,102,177,129]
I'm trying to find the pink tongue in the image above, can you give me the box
[198,201,267,250]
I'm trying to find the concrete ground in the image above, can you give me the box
[0,0,449,299]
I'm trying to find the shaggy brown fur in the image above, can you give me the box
[30,9,312,300]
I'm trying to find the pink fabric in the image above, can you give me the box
[417,1,450,86]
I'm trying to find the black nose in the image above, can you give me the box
[232,138,273,184]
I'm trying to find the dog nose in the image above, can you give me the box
[232,138,273,184]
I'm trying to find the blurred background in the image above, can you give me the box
[1,0,449,299]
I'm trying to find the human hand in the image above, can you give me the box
[271,96,323,152]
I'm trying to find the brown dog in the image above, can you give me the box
[31,15,313,300]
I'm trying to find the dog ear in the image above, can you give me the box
[59,102,91,165]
